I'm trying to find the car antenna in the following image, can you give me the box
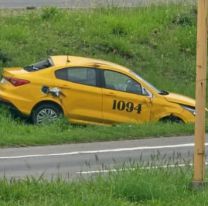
[66,55,70,63]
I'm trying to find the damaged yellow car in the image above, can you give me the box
[0,56,195,124]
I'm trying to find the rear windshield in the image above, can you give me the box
[24,58,53,72]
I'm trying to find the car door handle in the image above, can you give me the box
[60,84,70,88]
[106,92,117,97]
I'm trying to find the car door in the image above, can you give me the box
[102,70,151,124]
[55,67,103,124]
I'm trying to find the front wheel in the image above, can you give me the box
[31,103,62,124]
[160,116,184,124]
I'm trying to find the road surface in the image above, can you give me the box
[0,0,195,9]
[0,135,207,180]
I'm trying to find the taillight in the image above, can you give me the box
[5,77,30,86]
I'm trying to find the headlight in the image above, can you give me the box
[181,105,196,116]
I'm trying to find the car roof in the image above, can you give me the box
[50,56,131,73]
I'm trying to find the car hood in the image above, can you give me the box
[164,92,195,107]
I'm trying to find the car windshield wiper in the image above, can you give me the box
[158,90,169,95]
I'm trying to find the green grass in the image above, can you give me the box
[0,106,195,147]
[0,166,208,205]
[0,4,206,147]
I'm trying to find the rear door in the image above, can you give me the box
[55,67,103,124]
[102,70,151,124]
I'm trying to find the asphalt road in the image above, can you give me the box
[0,0,195,9]
[0,135,207,180]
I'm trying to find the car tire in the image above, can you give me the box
[31,103,63,124]
[160,116,184,124]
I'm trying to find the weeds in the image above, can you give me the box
[0,105,196,147]
[0,166,207,205]
[41,7,62,20]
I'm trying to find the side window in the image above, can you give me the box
[104,70,143,95]
[55,67,96,86]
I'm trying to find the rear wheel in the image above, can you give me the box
[32,103,63,124]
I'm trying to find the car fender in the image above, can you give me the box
[30,97,66,116]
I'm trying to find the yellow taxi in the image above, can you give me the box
[0,56,195,124]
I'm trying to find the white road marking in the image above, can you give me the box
[77,162,208,175]
[0,142,207,160]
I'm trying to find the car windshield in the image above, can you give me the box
[24,58,53,72]
[131,71,168,95]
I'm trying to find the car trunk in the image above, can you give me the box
[1,67,30,87]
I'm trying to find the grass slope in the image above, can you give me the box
[0,4,206,147]
[0,4,199,97]
[0,167,208,205]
